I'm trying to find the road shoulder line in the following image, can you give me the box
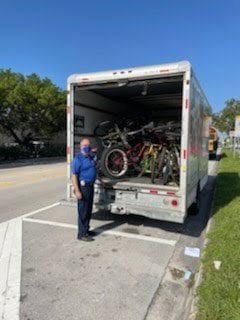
[23,217,177,246]
[0,219,22,320]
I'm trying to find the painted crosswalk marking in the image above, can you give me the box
[0,219,22,320]
[0,202,59,320]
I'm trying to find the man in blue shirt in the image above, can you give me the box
[72,138,97,241]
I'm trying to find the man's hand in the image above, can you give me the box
[75,190,82,200]
[72,174,82,200]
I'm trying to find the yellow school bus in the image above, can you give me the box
[208,126,218,158]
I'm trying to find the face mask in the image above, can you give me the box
[81,145,91,154]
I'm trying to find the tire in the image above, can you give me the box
[150,158,157,184]
[100,145,128,179]
[93,121,114,137]
[188,183,201,215]
[162,163,170,185]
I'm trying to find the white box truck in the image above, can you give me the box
[67,61,210,223]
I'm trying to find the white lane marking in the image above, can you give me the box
[0,202,60,320]
[0,219,22,320]
[5,202,61,224]
[20,202,61,219]
[23,218,177,246]
[23,218,77,230]
[0,223,8,259]
[0,222,12,317]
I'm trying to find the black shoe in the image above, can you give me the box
[87,230,97,236]
[78,235,94,242]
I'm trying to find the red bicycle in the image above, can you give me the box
[100,142,146,178]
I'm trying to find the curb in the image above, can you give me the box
[187,167,219,319]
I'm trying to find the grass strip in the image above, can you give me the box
[197,150,240,320]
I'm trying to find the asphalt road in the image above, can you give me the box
[0,159,218,320]
[0,162,66,223]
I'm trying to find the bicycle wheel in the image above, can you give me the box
[150,147,166,184]
[93,121,115,137]
[100,145,128,178]
[162,163,170,185]
[150,157,157,184]
[157,146,167,171]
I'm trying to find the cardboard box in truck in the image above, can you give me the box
[67,61,211,223]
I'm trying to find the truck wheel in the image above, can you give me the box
[100,145,128,179]
[188,183,201,216]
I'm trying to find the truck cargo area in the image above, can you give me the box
[73,75,183,189]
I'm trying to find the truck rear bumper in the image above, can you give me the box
[94,183,186,223]
[94,202,185,223]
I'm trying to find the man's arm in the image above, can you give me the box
[72,174,82,200]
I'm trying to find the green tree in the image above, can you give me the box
[0,69,66,148]
[213,99,240,133]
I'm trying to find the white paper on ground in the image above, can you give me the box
[184,247,200,258]
[213,260,222,270]
[184,270,192,280]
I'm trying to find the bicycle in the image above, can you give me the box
[95,119,181,184]
[100,141,150,178]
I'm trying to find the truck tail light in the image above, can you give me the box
[150,189,158,195]
[171,199,178,207]
[67,106,71,113]
[183,149,187,159]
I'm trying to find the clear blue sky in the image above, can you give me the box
[0,0,239,112]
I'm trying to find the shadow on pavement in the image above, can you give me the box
[91,174,217,238]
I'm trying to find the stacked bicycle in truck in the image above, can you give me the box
[94,118,181,187]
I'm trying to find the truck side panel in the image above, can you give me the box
[180,70,191,216]
[187,75,209,207]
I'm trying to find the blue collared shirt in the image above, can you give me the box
[72,152,97,183]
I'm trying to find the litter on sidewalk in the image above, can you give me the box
[184,269,192,281]
[213,260,222,270]
[184,247,200,258]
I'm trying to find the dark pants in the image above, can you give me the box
[77,185,94,237]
